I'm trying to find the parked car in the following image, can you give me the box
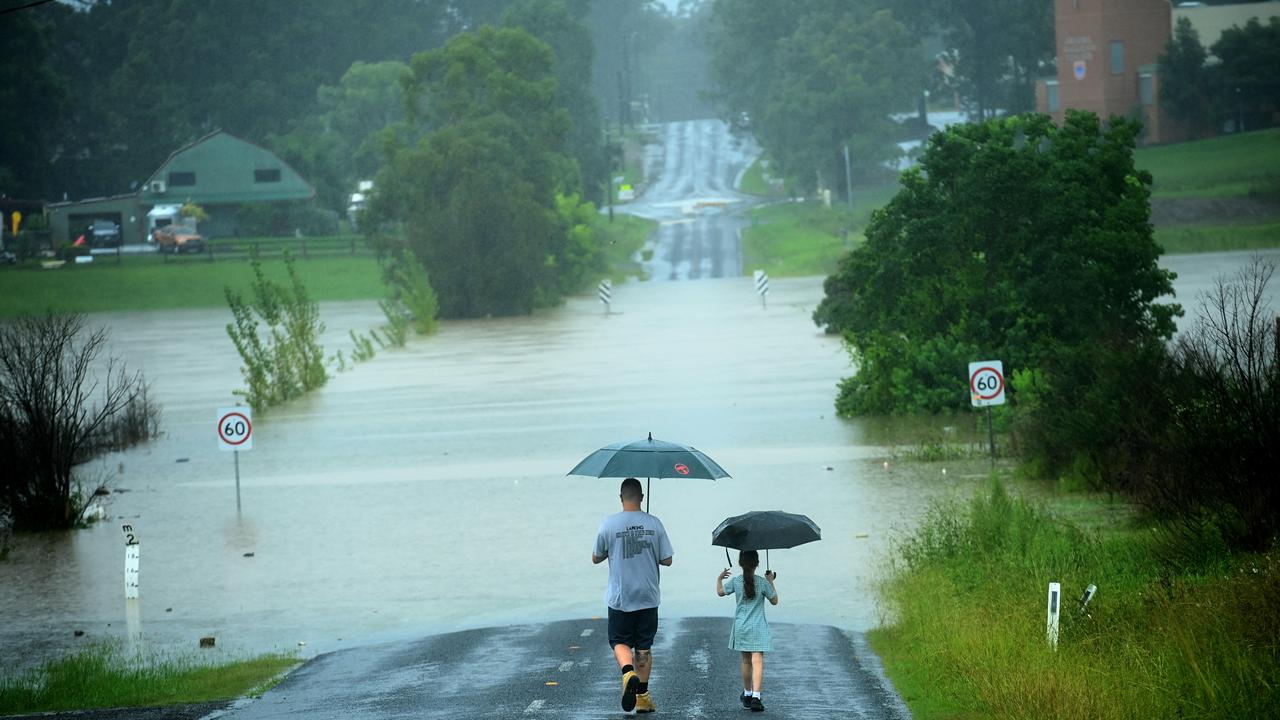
[152,225,205,254]
[1,248,16,265]
[90,220,122,248]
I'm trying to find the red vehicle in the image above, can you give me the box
[152,225,205,254]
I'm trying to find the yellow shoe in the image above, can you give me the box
[621,670,639,712]
[635,692,656,713]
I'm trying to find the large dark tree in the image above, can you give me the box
[814,111,1180,415]
[372,27,578,318]
[1158,17,1218,135]
[707,0,921,193]
[503,0,607,202]
[0,9,67,198]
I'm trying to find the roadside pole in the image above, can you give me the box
[218,407,253,512]
[754,270,770,309]
[968,361,1006,466]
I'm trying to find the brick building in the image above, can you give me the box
[1036,0,1178,143]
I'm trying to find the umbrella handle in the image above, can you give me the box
[725,547,731,567]
[766,549,770,572]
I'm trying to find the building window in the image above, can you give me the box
[1046,81,1060,112]
[1110,40,1124,75]
[1139,74,1154,106]
[168,171,196,187]
[254,168,281,183]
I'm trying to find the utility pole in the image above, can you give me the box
[843,144,853,209]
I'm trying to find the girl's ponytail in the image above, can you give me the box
[739,550,759,600]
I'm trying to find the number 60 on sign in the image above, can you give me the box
[217,407,253,451]
[968,361,1006,407]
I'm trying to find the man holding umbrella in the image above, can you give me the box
[592,477,673,714]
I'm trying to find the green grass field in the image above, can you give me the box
[0,645,299,714]
[0,255,386,317]
[739,158,778,197]
[870,477,1279,720]
[741,184,898,277]
[1137,128,1280,200]
[1156,222,1280,254]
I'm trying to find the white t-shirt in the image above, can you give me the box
[594,510,674,612]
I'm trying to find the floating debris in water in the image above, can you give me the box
[176,458,189,463]
[243,552,255,557]
[200,637,216,648]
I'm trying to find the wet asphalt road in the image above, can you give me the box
[222,618,909,720]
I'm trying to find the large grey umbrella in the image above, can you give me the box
[567,432,730,512]
[712,510,821,571]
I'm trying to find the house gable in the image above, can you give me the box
[139,130,314,205]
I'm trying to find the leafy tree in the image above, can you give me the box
[1158,18,1218,135]
[815,111,1180,416]
[0,10,67,198]
[372,26,595,318]
[504,0,607,202]
[270,60,414,213]
[707,0,921,193]
[895,0,1053,118]
[225,255,328,410]
[1211,17,1280,131]
[376,116,561,317]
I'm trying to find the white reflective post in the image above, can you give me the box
[125,543,140,599]
[1046,582,1061,650]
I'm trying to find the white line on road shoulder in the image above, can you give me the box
[524,699,546,713]
[559,661,573,672]
[580,628,593,637]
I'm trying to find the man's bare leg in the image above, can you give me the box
[613,643,634,670]
[635,648,653,682]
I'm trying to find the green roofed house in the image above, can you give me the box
[48,130,315,246]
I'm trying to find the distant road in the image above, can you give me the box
[619,120,761,281]
[223,617,910,719]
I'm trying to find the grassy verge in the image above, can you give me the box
[739,158,780,197]
[597,214,656,283]
[1137,128,1280,200]
[0,255,386,317]
[741,184,898,277]
[1156,221,1280,254]
[869,477,1279,719]
[0,644,299,714]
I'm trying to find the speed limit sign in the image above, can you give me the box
[217,407,253,451]
[968,361,1006,407]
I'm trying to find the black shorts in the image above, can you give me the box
[607,607,658,650]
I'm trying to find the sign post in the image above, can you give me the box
[968,361,1005,465]
[217,407,253,512]
[753,270,770,309]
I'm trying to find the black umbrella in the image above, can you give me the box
[567,432,730,512]
[712,510,821,571]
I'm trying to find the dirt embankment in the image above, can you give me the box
[1151,196,1280,226]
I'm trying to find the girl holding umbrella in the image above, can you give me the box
[716,551,778,712]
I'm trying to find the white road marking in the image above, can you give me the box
[580,628,593,637]
[559,661,574,672]
[524,699,545,713]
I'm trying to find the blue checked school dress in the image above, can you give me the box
[724,573,777,651]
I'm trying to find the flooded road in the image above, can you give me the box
[4,276,967,669]
[2,119,1276,672]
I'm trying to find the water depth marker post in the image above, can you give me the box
[123,523,140,600]
[217,407,253,512]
